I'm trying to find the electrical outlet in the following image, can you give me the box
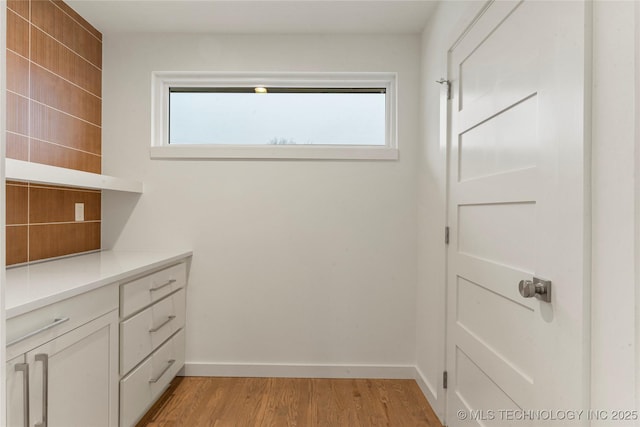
[75,203,85,222]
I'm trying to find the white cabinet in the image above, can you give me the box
[5,251,192,427]
[119,262,188,427]
[29,312,117,427]
[6,285,119,427]
[120,330,185,427]
[120,289,185,375]
[120,262,187,319]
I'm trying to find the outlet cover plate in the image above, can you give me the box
[75,203,85,222]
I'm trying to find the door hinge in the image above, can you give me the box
[443,370,448,389]
[445,226,450,245]
[436,78,452,100]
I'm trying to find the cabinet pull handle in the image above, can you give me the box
[34,354,49,427]
[7,318,70,347]
[149,279,176,292]
[149,315,176,333]
[149,359,176,384]
[15,363,29,427]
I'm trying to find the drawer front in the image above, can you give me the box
[120,289,186,375]
[120,329,185,427]
[121,262,186,318]
[6,284,118,359]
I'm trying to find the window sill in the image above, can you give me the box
[149,145,398,160]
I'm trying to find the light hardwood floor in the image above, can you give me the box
[137,377,443,427]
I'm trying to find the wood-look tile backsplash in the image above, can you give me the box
[6,0,102,265]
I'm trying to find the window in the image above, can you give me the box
[169,88,386,146]
[151,72,397,160]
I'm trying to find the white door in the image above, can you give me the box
[446,1,590,426]
[27,311,118,427]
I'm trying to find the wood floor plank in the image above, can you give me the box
[260,377,312,427]
[137,377,443,427]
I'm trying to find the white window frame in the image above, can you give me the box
[150,72,398,160]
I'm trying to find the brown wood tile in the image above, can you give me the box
[29,221,100,261]
[6,181,29,186]
[31,0,102,68]
[6,92,29,136]
[30,63,101,126]
[5,0,105,265]
[31,26,102,97]
[7,50,29,96]
[6,184,29,225]
[7,0,29,20]
[31,101,101,155]
[6,133,29,161]
[30,138,101,173]
[51,0,102,41]
[29,186,101,223]
[6,226,28,266]
[7,9,29,57]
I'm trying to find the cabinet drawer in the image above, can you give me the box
[120,262,186,318]
[6,284,118,359]
[120,329,185,427]
[120,289,186,375]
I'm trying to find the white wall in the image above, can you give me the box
[102,34,421,374]
[591,1,639,421]
[415,1,476,420]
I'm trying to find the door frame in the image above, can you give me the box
[436,2,493,424]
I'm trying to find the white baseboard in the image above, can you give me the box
[183,362,417,379]
[414,366,438,408]
[414,366,444,424]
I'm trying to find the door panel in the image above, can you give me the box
[458,202,536,271]
[458,8,539,111]
[458,95,538,182]
[455,348,521,415]
[446,1,589,425]
[456,276,535,379]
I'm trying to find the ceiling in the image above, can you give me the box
[66,1,438,35]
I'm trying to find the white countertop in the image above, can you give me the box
[5,250,193,319]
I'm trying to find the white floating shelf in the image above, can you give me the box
[5,159,143,193]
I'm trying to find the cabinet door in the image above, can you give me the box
[27,310,118,427]
[6,355,28,427]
